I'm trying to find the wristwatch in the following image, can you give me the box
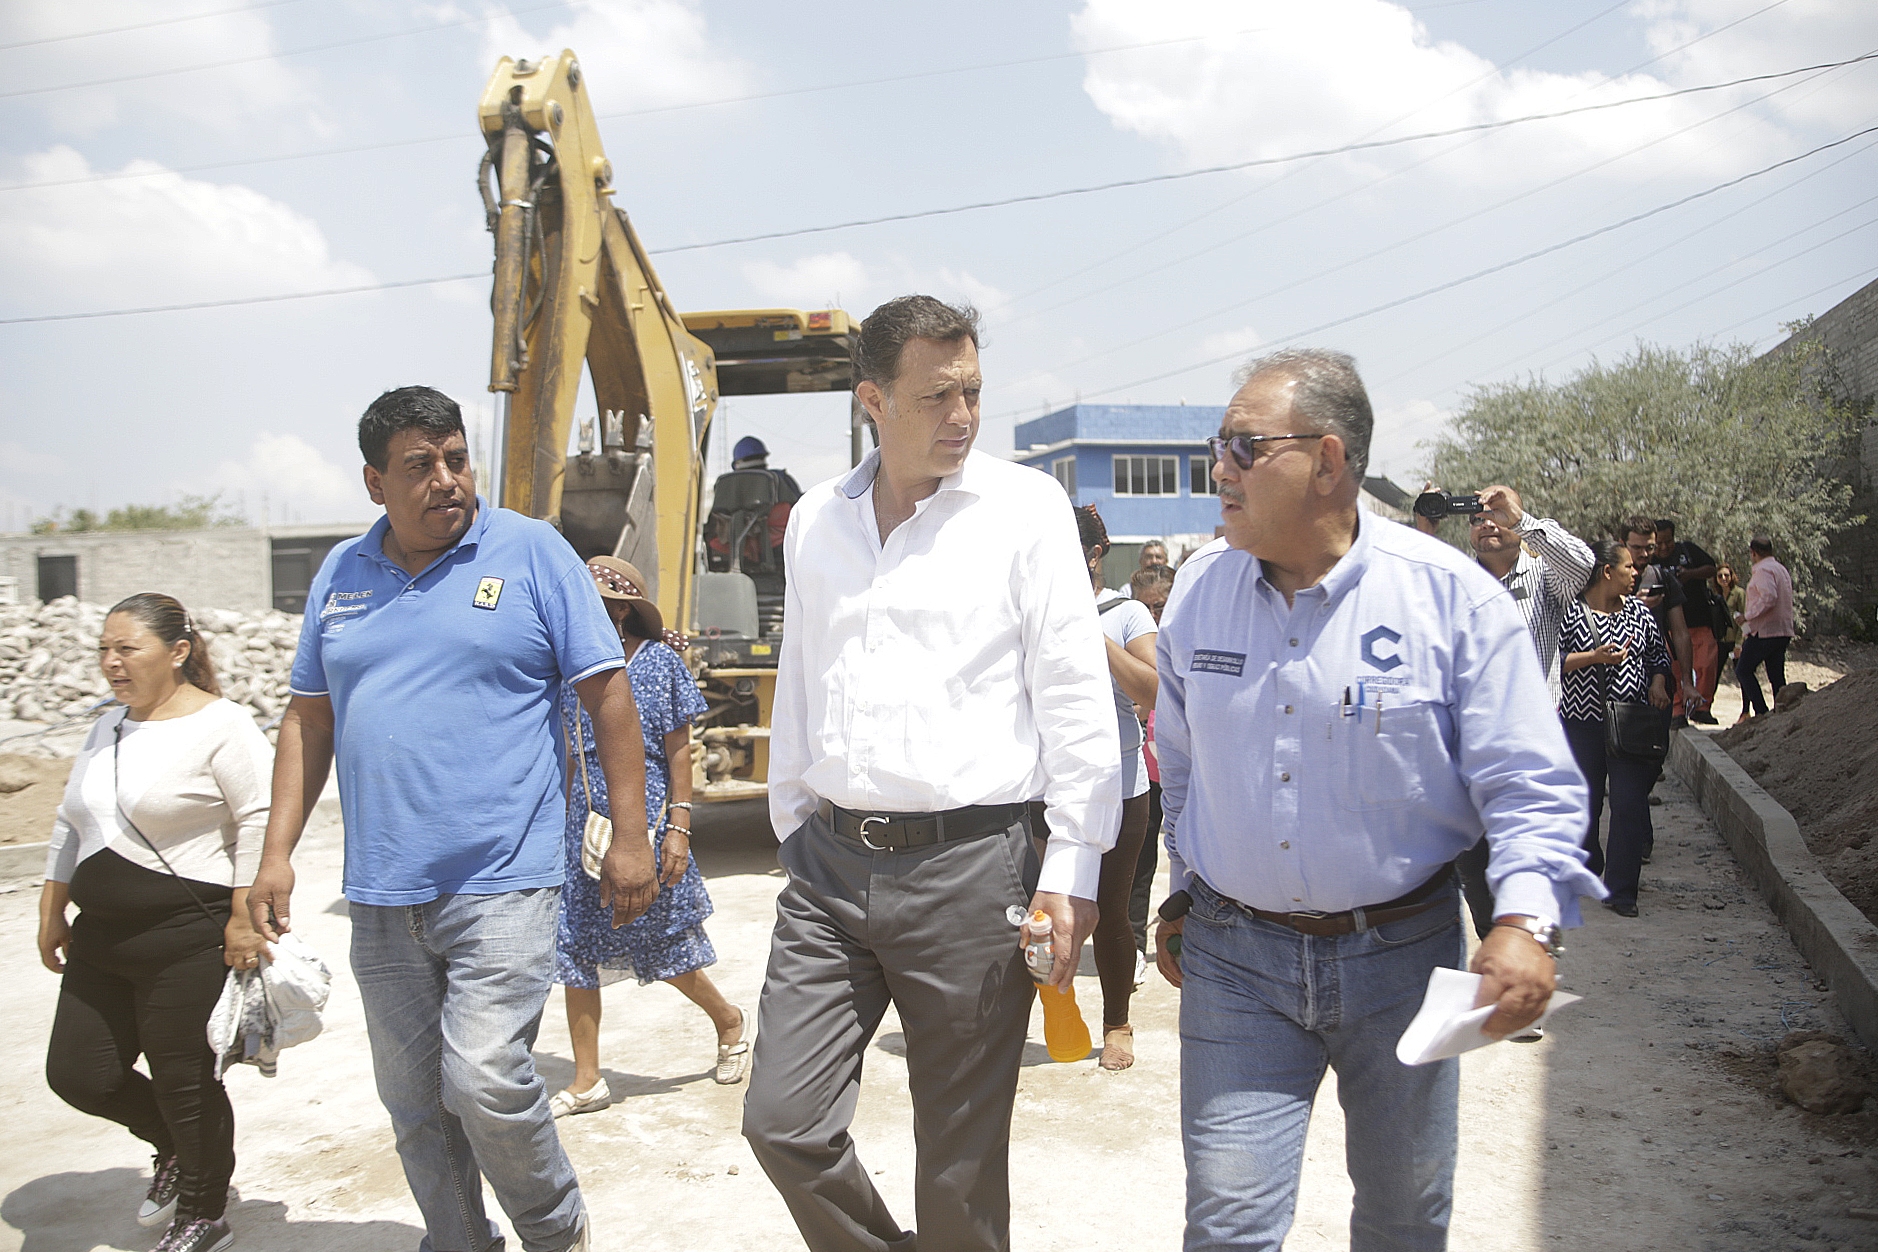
[1495,916,1564,959]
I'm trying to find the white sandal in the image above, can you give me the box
[549,1078,611,1118]
[715,1006,752,1085]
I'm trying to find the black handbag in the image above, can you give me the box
[1588,612,1672,762]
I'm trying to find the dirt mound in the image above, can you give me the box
[1717,668,1878,925]
[0,754,73,848]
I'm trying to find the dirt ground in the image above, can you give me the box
[4,771,1878,1251]
[0,755,70,849]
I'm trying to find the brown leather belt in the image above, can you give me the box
[1215,863,1456,937]
[817,799,1026,851]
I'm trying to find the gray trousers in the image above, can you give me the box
[742,807,1041,1252]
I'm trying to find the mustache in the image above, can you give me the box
[1220,484,1246,507]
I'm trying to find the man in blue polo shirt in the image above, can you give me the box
[248,386,650,1252]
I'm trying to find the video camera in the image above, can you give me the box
[1412,491,1485,520]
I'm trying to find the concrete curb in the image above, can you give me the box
[0,841,47,883]
[1671,729,1878,1051]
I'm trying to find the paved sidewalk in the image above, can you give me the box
[2,782,1873,1251]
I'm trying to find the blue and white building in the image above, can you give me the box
[1013,404,1226,546]
[1012,403,1413,566]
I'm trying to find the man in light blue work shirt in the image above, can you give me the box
[1153,350,1599,1252]
[248,386,650,1252]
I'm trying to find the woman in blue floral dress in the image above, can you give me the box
[549,557,748,1118]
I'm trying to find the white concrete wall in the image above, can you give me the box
[0,528,271,611]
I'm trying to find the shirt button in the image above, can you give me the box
[1280,841,1290,849]
[1293,897,1303,903]
[1280,771,1291,782]
[1289,638,1299,647]
[1284,704,1294,714]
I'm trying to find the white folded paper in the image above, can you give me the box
[1395,967,1582,1066]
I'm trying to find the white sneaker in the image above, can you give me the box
[1132,948,1147,991]
[549,1079,611,1118]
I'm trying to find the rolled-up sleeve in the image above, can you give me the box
[1019,503,1123,900]
[1452,591,1604,925]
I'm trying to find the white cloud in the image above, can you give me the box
[0,441,63,477]
[1200,325,1264,360]
[1372,396,1453,482]
[207,433,376,526]
[1069,0,1839,191]
[741,252,872,308]
[479,0,747,111]
[738,251,1008,322]
[0,148,374,314]
[8,0,318,134]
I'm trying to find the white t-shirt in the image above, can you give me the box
[46,699,273,888]
[1098,589,1156,799]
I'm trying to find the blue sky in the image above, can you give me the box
[2,0,1874,530]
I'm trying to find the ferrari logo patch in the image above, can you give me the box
[473,577,505,610]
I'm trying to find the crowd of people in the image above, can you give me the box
[30,295,1802,1252]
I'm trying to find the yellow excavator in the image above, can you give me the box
[478,49,862,800]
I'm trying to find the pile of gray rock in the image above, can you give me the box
[0,598,300,733]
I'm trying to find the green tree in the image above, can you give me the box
[1422,339,1864,628]
[30,493,245,534]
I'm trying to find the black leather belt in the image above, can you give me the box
[1215,863,1455,937]
[817,799,1026,851]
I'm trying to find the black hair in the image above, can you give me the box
[1074,504,1110,555]
[852,296,980,390]
[1130,563,1175,596]
[1653,518,1676,537]
[1581,539,1630,599]
[1750,535,1775,557]
[106,593,220,696]
[358,386,467,472]
[1622,515,1656,542]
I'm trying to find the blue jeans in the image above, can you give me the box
[350,888,584,1252]
[1180,876,1463,1252]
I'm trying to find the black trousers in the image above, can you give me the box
[1562,719,1656,910]
[1456,839,1495,939]
[47,849,236,1221]
[1128,782,1162,954]
[1735,634,1790,716]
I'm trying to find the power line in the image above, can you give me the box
[1374,136,1878,389]
[0,0,579,101]
[0,273,485,326]
[998,55,1853,384]
[653,51,1878,254]
[986,123,1878,415]
[987,0,1648,316]
[0,27,1272,195]
[0,0,309,53]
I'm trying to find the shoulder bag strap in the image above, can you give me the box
[563,698,598,813]
[111,720,226,931]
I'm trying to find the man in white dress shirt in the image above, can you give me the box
[742,295,1121,1252]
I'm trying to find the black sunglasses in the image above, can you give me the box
[1206,432,1326,470]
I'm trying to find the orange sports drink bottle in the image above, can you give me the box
[1024,910,1092,1063]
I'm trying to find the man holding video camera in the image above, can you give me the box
[1414,484,1591,953]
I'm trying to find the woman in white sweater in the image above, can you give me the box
[36,594,272,1252]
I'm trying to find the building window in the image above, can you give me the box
[37,555,77,603]
[1052,456,1076,496]
[1190,454,1220,496]
[1113,455,1179,496]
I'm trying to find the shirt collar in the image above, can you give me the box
[359,495,490,569]
[839,449,984,501]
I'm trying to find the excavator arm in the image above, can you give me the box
[478,49,860,798]
[481,49,715,620]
